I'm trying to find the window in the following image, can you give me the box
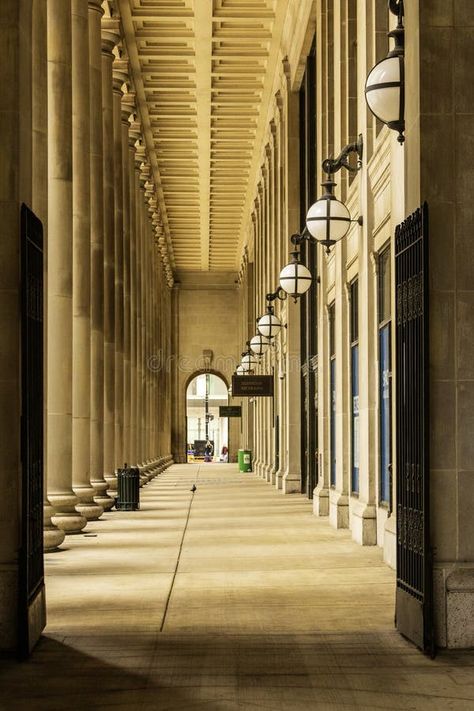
[350,280,359,494]
[329,304,336,487]
[378,248,392,505]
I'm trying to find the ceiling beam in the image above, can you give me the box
[193,0,212,270]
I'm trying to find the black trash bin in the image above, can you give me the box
[116,466,140,510]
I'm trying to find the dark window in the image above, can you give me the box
[378,246,391,325]
[378,246,392,504]
[329,304,336,487]
[350,280,359,494]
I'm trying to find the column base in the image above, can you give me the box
[312,483,329,516]
[282,469,301,494]
[274,468,283,490]
[329,491,349,529]
[49,492,87,534]
[91,477,115,510]
[104,471,118,500]
[43,501,65,551]
[263,463,272,482]
[350,498,377,545]
[433,566,474,648]
[73,485,104,521]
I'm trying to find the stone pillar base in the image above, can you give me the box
[91,478,114,510]
[49,493,87,534]
[350,499,377,545]
[43,501,66,551]
[282,469,301,494]
[104,471,118,500]
[73,485,104,520]
[433,567,474,649]
[312,484,329,516]
[274,468,283,489]
[329,491,349,529]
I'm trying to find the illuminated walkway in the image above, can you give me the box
[3,464,474,709]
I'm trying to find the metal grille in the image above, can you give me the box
[20,204,45,655]
[395,202,433,653]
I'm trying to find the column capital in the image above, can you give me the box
[121,89,136,125]
[88,0,104,15]
[135,141,146,171]
[101,17,120,56]
[130,116,142,150]
[112,56,129,94]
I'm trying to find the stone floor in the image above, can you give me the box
[2,463,474,710]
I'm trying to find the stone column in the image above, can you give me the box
[139,163,150,462]
[0,0,40,652]
[47,0,87,533]
[101,17,120,496]
[135,143,145,463]
[121,89,134,466]
[282,91,302,494]
[112,53,128,473]
[32,0,66,550]
[89,0,113,511]
[71,0,103,521]
[129,118,141,465]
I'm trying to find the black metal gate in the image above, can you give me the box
[19,204,45,658]
[395,202,433,654]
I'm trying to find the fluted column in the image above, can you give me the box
[139,161,150,462]
[131,134,141,464]
[88,1,113,511]
[33,0,66,551]
[129,119,141,465]
[71,0,103,521]
[135,144,145,463]
[47,0,87,533]
[101,17,120,497]
[121,90,134,466]
[112,53,128,473]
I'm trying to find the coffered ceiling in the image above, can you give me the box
[119,0,289,273]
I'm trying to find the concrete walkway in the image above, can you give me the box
[2,463,474,710]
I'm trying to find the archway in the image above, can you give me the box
[186,372,229,463]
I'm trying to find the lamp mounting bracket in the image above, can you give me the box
[389,0,404,21]
[290,227,314,246]
[266,286,287,302]
[322,134,363,176]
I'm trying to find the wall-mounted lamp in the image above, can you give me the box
[256,304,282,339]
[250,333,271,356]
[241,343,258,372]
[305,135,363,254]
[365,0,405,144]
[279,250,312,301]
[278,137,364,300]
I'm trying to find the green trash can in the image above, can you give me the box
[238,449,252,473]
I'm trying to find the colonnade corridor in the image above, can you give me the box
[3,464,474,710]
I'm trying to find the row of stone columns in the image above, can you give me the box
[42,0,173,550]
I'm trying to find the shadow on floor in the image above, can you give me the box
[2,631,474,710]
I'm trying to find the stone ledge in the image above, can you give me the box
[447,567,474,592]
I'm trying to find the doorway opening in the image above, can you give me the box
[186,373,229,463]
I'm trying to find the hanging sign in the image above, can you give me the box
[219,406,242,417]
[232,375,274,397]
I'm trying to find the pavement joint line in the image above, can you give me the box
[159,466,202,633]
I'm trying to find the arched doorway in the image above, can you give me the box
[186,372,229,463]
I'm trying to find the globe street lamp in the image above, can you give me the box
[365,0,405,144]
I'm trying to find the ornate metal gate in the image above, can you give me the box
[395,202,433,654]
[19,204,46,657]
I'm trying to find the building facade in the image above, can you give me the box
[1,0,474,655]
[236,0,474,651]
